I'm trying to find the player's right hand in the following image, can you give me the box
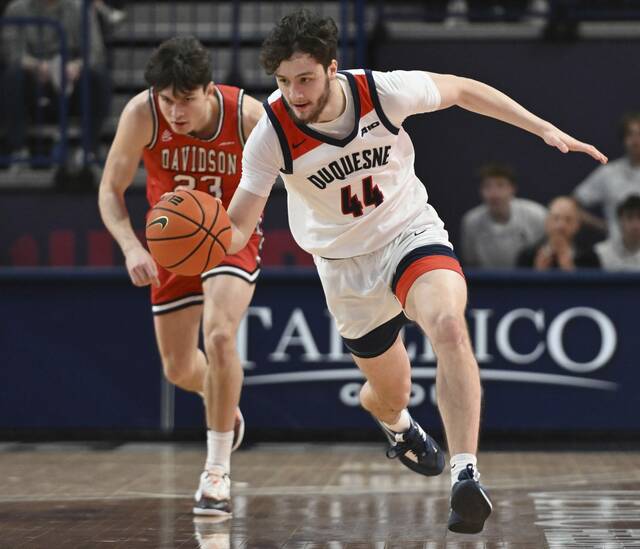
[125,246,160,287]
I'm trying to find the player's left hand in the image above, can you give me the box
[542,127,608,164]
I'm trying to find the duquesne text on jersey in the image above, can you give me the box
[307,145,391,189]
[161,146,238,175]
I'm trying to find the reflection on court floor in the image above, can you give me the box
[1,442,639,548]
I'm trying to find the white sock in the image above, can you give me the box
[205,429,233,474]
[382,408,411,433]
[450,453,478,486]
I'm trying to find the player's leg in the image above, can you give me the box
[154,305,206,393]
[350,330,445,477]
[193,274,254,517]
[404,269,491,534]
[202,273,253,434]
[405,269,479,457]
[314,253,444,477]
[151,266,207,393]
[193,234,260,516]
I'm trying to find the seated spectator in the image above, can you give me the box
[595,195,640,271]
[3,0,111,164]
[573,112,640,240]
[517,196,600,270]
[460,163,546,268]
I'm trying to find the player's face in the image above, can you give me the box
[620,211,640,246]
[480,176,515,215]
[275,53,337,124]
[157,84,213,135]
[623,121,640,162]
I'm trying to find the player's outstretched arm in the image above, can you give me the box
[98,93,160,287]
[427,72,608,164]
[226,188,269,255]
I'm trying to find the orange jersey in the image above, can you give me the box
[143,84,246,210]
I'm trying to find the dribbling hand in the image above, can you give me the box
[125,246,160,287]
[542,127,608,164]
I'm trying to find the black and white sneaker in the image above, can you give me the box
[448,464,493,534]
[377,417,445,476]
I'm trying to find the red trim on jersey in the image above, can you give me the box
[270,98,324,160]
[268,72,377,163]
[394,256,465,307]
[353,73,374,117]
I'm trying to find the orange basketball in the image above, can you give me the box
[145,190,232,276]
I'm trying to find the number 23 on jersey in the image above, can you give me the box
[173,174,223,198]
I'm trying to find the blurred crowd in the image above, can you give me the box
[1,1,639,273]
[0,0,124,170]
[460,113,640,271]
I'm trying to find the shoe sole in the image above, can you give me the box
[448,480,492,534]
[193,506,232,517]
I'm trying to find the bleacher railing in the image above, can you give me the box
[0,17,70,169]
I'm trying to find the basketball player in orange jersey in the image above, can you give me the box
[221,10,608,534]
[98,36,264,516]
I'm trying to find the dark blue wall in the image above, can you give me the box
[2,268,639,435]
[374,39,640,245]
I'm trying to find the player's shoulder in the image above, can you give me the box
[240,93,266,136]
[122,90,153,122]
[113,90,154,147]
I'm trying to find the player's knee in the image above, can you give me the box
[162,355,190,387]
[429,313,467,348]
[204,323,236,365]
[386,381,412,411]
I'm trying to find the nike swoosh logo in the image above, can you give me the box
[414,229,426,236]
[148,216,169,230]
[292,139,306,149]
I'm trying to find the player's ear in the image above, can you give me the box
[327,59,338,79]
[205,82,215,96]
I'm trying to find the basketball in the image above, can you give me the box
[145,190,232,276]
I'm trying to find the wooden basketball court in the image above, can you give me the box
[1,442,639,548]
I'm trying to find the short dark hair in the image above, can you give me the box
[260,9,339,75]
[620,112,640,140]
[478,163,516,186]
[617,194,640,217]
[144,36,212,94]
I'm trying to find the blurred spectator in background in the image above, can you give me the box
[460,163,546,268]
[517,196,600,270]
[573,112,640,240]
[93,0,125,29]
[3,0,111,165]
[445,0,549,24]
[595,195,640,271]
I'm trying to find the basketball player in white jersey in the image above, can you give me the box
[223,9,607,534]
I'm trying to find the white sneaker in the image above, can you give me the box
[193,466,232,516]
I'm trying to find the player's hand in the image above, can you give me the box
[542,127,608,164]
[125,246,160,288]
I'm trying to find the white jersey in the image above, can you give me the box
[239,69,445,258]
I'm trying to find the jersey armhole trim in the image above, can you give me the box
[263,100,293,174]
[364,70,400,135]
[146,88,159,149]
[237,89,246,147]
